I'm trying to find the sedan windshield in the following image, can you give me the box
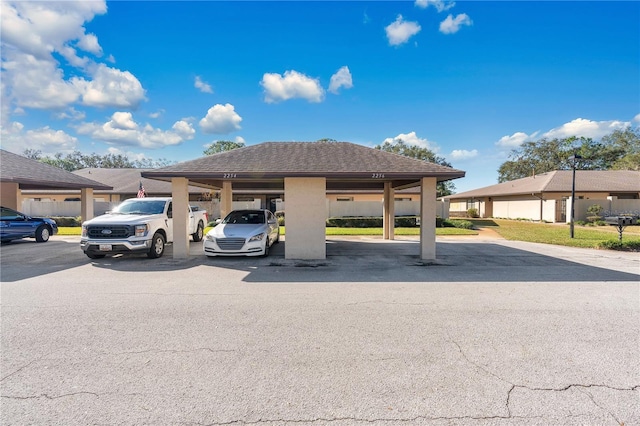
[222,211,265,225]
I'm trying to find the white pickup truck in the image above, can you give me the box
[80,197,208,259]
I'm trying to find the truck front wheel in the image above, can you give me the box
[192,222,204,242]
[148,232,166,258]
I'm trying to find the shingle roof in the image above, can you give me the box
[142,142,465,188]
[0,149,112,190]
[444,170,640,199]
[72,168,208,195]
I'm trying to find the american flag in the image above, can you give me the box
[137,181,146,198]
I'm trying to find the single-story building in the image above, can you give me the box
[0,149,111,221]
[142,141,465,260]
[443,170,640,222]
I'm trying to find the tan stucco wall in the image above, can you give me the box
[1,182,20,209]
[284,177,326,260]
[326,193,418,202]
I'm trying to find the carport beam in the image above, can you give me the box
[383,182,395,240]
[220,181,232,220]
[419,177,437,260]
[172,177,189,259]
[80,188,94,222]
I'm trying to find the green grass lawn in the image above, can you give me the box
[469,219,640,249]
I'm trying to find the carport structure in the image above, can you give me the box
[142,142,465,260]
[0,149,112,220]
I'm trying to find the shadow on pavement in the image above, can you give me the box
[2,237,638,283]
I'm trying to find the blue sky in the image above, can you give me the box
[1,1,638,192]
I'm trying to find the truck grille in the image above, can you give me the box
[87,225,133,239]
[216,238,246,250]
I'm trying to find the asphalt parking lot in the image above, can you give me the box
[1,235,639,425]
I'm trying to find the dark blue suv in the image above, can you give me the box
[0,206,58,243]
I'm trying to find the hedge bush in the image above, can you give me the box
[51,216,82,227]
[597,240,640,251]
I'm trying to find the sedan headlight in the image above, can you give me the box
[205,234,215,242]
[249,233,265,242]
[135,224,148,237]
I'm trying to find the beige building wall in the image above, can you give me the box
[1,182,20,209]
[326,193,418,202]
[285,177,326,260]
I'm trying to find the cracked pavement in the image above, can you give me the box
[1,236,639,425]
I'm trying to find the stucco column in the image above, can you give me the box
[0,182,20,210]
[383,182,395,240]
[220,181,233,220]
[420,177,437,260]
[284,177,326,260]
[172,177,189,259]
[80,188,94,222]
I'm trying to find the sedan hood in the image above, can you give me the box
[208,223,266,239]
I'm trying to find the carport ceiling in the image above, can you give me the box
[142,141,465,190]
[0,149,112,190]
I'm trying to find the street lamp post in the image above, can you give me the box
[569,153,582,238]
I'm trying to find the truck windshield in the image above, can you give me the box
[113,200,166,215]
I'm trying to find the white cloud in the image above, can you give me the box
[199,104,243,134]
[496,131,538,148]
[194,76,213,94]
[2,52,80,108]
[76,112,195,149]
[439,13,472,34]
[0,1,146,113]
[234,136,246,144]
[542,118,630,139]
[385,15,421,46]
[328,66,353,94]
[383,131,439,151]
[634,114,640,124]
[54,107,86,121]
[261,70,325,103]
[72,64,146,108]
[149,110,164,119]
[77,33,102,56]
[415,0,456,12]
[0,121,78,154]
[449,149,478,160]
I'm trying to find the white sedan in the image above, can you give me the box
[203,209,280,257]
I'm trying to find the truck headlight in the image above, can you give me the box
[135,224,148,237]
[81,225,87,237]
[249,233,265,242]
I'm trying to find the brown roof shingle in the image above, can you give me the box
[143,141,465,180]
[1,149,111,190]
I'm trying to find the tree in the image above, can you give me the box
[374,139,456,197]
[203,140,245,155]
[22,150,174,171]
[497,129,640,182]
